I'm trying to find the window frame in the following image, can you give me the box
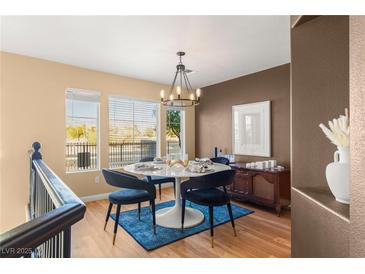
[65,88,101,174]
[166,107,186,157]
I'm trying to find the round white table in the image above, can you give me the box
[123,162,231,229]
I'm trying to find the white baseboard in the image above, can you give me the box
[80,183,174,203]
[80,193,109,203]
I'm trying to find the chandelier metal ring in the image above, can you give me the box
[160,51,201,107]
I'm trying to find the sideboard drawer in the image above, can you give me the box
[232,171,252,195]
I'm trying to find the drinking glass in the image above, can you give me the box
[166,154,171,166]
[182,153,189,167]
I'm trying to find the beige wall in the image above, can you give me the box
[195,64,290,166]
[0,52,195,233]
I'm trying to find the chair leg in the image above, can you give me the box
[113,204,121,245]
[227,202,237,237]
[159,183,162,200]
[151,200,156,235]
[104,202,113,231]
[181,199,186,232]
[138,202,141,221]
[209,206,214,248]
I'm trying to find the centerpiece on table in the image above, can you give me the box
[319,108,350,204]
[166,154,189,168]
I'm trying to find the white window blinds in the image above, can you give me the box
[109,97,159,143]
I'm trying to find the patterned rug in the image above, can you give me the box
[110,200,253,251]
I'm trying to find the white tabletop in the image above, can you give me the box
[123,161,231,178]
[123,161,231,229]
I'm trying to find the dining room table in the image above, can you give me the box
[123,161,231,229]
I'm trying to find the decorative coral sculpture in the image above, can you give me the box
[319,108,350,147]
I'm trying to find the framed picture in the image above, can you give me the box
[232,100,271,157]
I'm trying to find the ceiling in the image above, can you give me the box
[1,16,290,88]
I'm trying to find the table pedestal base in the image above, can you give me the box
[155,177,204,229]
[156,206,204,229]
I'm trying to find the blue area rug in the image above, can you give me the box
[110,200,254,251]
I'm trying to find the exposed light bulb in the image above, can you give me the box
[160,89,165,98]
[196,88,201,97]
[169,94,174,100]
[176,86,181,95]
[190,93,195,100]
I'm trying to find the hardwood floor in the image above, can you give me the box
[72,187,291,257]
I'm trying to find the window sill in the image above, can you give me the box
[66,169,100,174]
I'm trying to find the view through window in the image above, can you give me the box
[166,109,184,159]
[109,97,159,167]
[65,89,100,172]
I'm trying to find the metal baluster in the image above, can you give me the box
[63,227,71,258]
[44,188,48,258]
[40,180,47,258]
[55,234,59,257]
[51,235,55,258]
[61,230,64,258]
[37,173,41,217]
[35,173,38,218]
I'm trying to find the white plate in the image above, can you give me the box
[135,166,162,172]
[185,167,214,174]
[153,160,164,164]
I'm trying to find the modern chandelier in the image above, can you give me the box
[160,51,201,107]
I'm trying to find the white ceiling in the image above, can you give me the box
[1,16,290,88]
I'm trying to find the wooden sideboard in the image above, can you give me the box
[228,163,291,216]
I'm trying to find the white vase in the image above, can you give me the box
[325,146,350,204]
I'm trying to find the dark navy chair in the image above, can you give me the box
[102,169,157,245]
[180,169,236,248]
[140,157,176,200]
[210,157,230,165]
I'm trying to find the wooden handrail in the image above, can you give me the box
[0,142,86,258]
[0,203,85,258]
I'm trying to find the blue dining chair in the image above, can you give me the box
[210,157,230,165]
[180,169,236,248]
[102,169,157,245]
[140,157,176,200]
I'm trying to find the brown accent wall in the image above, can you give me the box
[291,15,350,258]
[291,15,349,189]
[291,190,350,257]
[195,64,290,166]
[349,16,365,257]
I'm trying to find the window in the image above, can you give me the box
[166,108,185,159]
[109,97,159,168]
[65,89,100,172]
